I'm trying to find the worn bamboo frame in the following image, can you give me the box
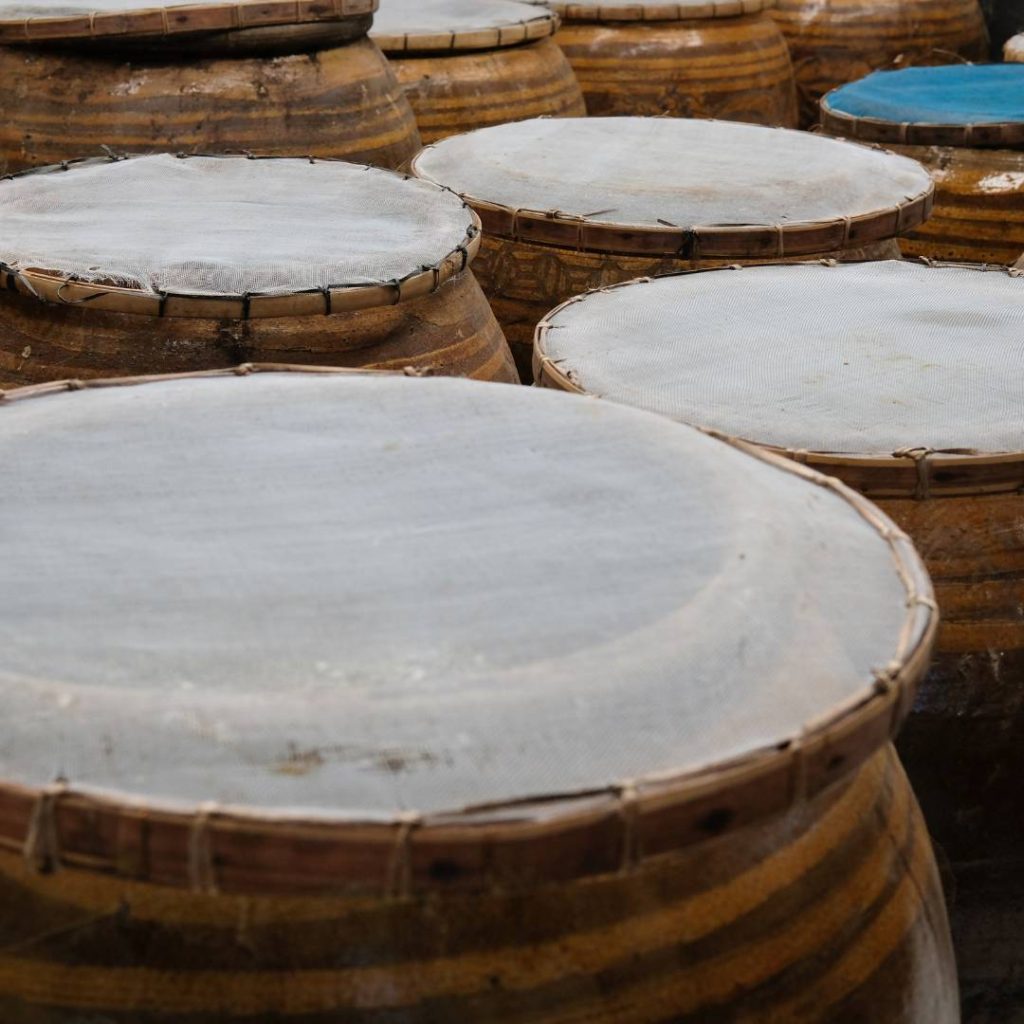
[0,363,937,896]
[0,0,373,43]
[534,259,1024,499]
[373,9,557,52]
[411,136,934,259]
[0,153,482,320]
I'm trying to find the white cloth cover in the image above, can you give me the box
[371,0,552,46]
[0,373,922,818]
[533,0,774,18]
[413,117,932,231]
[0,155,472,298]
[0,0,360,19]
[539,261,1024,454]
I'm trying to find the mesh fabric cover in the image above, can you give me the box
[0,0,361,18]
[825,66,1024,126]
[0,374,918,817]
[414,118,931,229]
[536,0,773,16]
[540,261,1024,454]
[371,0,552,45]
[0,155,472,298]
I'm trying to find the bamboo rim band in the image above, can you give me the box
[533,258,1024,497]
[0,0,374,43]
[0,364,939,895]
[820,93,1024,150]
[544,0,776,21]
[373,13,557,52]
[0,154,481,321]
[411,141,934,259]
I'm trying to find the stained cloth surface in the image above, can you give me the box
[539,261,1024,454]
[371,0,553,46]
[825,66,1024,125]
[0,374,921,817]
[413,118,932,230]
[537,0,771,13]
[0,155,472,298]
[0,0,363,19]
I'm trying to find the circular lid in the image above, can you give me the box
[371,0,556,51]
[0,154,479,319]
[0,0,372,43]
[821,66,1024,148]
[535,260,1024,494]
[535,0,776,22]
[0,367,933,893]
[412,117,933,258]
[1006,33,1024,62]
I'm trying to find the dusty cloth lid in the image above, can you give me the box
[412,117,933,258]
[535,261,1024,492]
[371,0,556,51]
[0,368,933,893]
[533,0,776,22]
[0,0,372,43]
[821,66,1024,148]
[0,154,479,319]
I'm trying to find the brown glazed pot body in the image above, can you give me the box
[0,32,421,172]
[878,489,1024,1018]
[0,271,518,385]
[771,0,988,125]
[473,234,900,381]
[887,144,1024,265]
[0,747,957,1023]
[387,37,586,145]
[553,16,799,127]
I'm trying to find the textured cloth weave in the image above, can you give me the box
[0,374,918,817]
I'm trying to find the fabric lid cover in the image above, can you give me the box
[0,0,373,42]
[823,66,1024,127]
[0,372,927,821]
[371,0,556,51]
[536,261,1024,455]
[412,117,933,255]
[821,66,1024,147]
[533,0,776,21]
[0,155,475,301]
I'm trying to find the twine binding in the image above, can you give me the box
[24,781,69,875]
[386,812,421,900]
[188,801,220,894]
[617,781,640,873]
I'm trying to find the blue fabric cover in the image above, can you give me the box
[826,65,1024,125]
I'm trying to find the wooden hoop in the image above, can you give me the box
[0,364,938,895]
[0,0,374,44]
[546,0,776,20]
[411,138,934,258]
[534,258,1024,498]
[373,12,557,52]
[0,154,481,320]
[820,92,1024,149]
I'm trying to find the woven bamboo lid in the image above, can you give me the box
[0,0,372,42]
[0,367,934,894]
[532,0,776,22]
[0,154,480,320]
[371,0,556,52]
[535,260,1024,497]
[821,66,1024,148]
[412,117,933,258]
